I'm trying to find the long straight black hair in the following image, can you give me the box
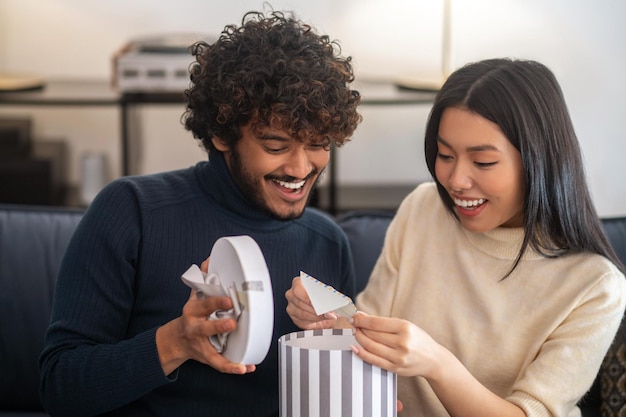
[424,58,625,276]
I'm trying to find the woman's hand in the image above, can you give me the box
[349,312,442,378]
[285,277,338,330]
[351,313,526,417]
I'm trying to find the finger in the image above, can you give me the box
[353,327,419,376]
[351,313,400,332]
[187,295,233,317]
[324,312,338,320]
[206,353,256,374]
[357,326,399,348]
[291,277,311,303]
[285,286,319,321]
[353,327,398,358]
[200,256,210,273]
[352,315,413,347]
[350,342,396,372]
[285,294,319,319]
[199,317,236,336]
[286,298,336,330]
[286,302,328,329]
[285,277,316,310]
[189,288,200,301]
[303,318,338,330]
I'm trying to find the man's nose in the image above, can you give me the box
[284,147,313,179]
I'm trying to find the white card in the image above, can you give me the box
[300,271,358,318]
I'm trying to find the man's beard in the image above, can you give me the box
[229,148,322,220]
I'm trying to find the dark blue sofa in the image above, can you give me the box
[0,204,624,416]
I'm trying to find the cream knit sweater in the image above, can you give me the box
[356,182,626,417]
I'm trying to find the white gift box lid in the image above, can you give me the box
[182,235,274,364]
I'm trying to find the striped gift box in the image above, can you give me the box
[279,329,397,417]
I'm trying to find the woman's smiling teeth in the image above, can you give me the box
[273,179,305,191]
[454,198,486,208]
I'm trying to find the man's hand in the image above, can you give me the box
[285,276,338,330]
[155,257,256,376]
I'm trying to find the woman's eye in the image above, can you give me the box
[437,152,453,161]
[475,161,498,168]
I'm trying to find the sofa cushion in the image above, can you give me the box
[336,210,395,294]
[0,204,83,412]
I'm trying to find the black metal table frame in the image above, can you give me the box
[1,79,436,213]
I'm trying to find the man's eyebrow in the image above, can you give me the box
[257,132,291,142]
[437,136,501,152]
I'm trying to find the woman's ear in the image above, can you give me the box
[211,136,229,152]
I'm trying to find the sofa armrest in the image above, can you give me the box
[0,204,83,413]
[591,217,626,417]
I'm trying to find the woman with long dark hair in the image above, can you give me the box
[287,58,626,417]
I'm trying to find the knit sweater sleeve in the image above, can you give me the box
[508,262,626,417]
[39,179,173,417]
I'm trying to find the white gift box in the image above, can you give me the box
[279,329,397,417]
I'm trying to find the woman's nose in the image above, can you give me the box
[449,162,473,191]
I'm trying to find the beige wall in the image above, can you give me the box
[1,0,625,216]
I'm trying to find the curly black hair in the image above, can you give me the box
[182,10,362,153]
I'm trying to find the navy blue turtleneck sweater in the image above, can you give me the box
[39,153,355,417]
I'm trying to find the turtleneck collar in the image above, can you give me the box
[193,152,291,228]
[462,226,544,261]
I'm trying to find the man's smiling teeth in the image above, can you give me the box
[454,198,485,208]
[274,179,305,190]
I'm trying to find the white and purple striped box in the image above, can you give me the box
[279,329,397,417]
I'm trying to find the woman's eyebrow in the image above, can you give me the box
[437,136,500,152]
[436,136,451,147]
[467,144,500,152]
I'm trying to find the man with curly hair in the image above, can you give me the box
[39,10,361,417]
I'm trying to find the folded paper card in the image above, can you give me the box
[181,235,274,365]
[300,271,358,319]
